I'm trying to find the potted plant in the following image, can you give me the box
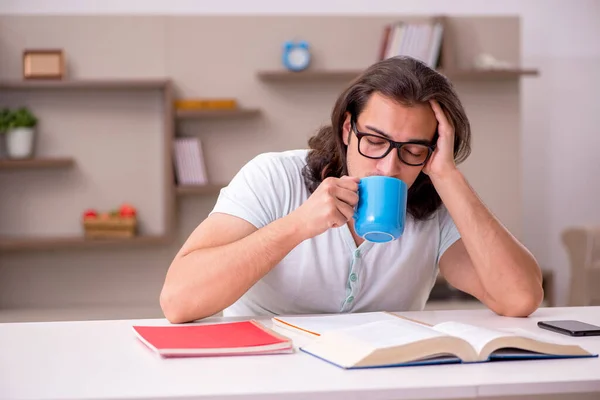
[0,108,11,159]
[6,107,38,159]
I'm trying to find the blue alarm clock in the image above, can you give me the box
[282,40,311,72]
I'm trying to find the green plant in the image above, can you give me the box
[0,108,11,133]
[8,107,38,129]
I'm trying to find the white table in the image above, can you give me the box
[1,307,600,400]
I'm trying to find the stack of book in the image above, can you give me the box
[378,20,444,68]
[174,98,238,111]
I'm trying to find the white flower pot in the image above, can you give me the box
[6,127,36,159]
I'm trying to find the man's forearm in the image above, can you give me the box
[161,214,307,323]
[432,168,543,308]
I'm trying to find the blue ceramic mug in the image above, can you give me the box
[353,176,407,243]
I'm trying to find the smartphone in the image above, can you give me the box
[537,320,600,337]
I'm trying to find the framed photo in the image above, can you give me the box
[23,49,65,80]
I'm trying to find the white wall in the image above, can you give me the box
[2,0,600,306]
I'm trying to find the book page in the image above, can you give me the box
[329,319,447,349]
[502,328,578,345]
[273,312,404,336]
[432,321,515,355]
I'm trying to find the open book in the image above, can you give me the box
[273,311,407,336]
[274,314,597,369]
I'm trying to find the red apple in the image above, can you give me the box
[83,209,98,219]
[119,203,137,218]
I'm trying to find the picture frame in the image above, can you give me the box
[23,49,65,80]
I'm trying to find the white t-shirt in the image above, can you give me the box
[210,149,461,317]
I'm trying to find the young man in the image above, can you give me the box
[160,56,544,323]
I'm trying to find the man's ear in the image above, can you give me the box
[342,112,351,146]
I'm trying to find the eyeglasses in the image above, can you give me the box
[351,118,436,167]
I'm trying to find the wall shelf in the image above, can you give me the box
[176,108,261,119]
[256,68,539,82]
[0,78,170,90]
[0,235,170,252]
[440,68,540,80]
[256,70,363,82]
[0,157,75,170]
[176,184,225,196]
[0,78,175,252]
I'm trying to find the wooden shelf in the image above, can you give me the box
[256,68,539,82]
[0,78,170,90]
[440,68,540,80]
[256,70,363,82]
[0,235,169,252]
[176,108,261,119]
[176,184,225,196]
[0,157,75,170]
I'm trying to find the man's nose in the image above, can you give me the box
[376,148,402,176]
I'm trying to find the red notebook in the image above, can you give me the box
[133,320,293,357]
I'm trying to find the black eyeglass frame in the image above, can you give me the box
[350,117,437,167]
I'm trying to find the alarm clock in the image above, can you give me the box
[282,40,311,72]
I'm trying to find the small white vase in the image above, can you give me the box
[6,127,36,159]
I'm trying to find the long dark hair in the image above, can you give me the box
[302,56,471,221]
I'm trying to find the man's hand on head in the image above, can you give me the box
[423,99,458,182]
